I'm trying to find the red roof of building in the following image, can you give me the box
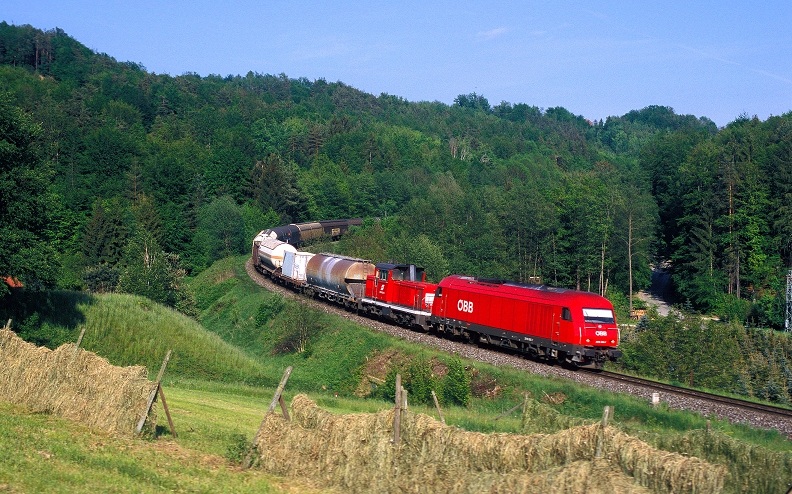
[3,277,23,288]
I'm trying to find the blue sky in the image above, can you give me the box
[5,1,791,127]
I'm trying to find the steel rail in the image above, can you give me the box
[595,370,792,420]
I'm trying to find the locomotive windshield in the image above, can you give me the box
[583,308,615,324]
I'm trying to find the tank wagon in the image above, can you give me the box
[253,233,297,270]
[260,218,362,246]
[304,253,375,308]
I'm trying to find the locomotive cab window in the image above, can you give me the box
[561,307,572,321]
[379,269,389,281]
[436,287,442,297]
[583,308,615,324]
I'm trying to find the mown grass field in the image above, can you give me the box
[2,255,792,493]
[0,385,328,494]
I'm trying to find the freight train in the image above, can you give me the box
[252,220,621,370]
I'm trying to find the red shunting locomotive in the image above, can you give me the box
[363,263,438,330]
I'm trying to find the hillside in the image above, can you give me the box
[2,18,792,402]
[2,257,792,492]
[8,288,269,385]
[7,21,789,327]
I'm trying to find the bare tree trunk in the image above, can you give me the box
[600,237,606,295]
[628,212,633,316]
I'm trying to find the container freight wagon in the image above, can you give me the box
[430,275,621,369]
[281,251,314,282]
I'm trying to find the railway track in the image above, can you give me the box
[246,258,792,438]
[595,370,792,421]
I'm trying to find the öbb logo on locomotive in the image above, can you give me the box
[457,300,474,313]
[252,219,622,370]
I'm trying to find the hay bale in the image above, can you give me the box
[637,428,792,493]
[0,328,157,435]
[607,427,728,493]
[255,395,727,493]
[521,397,590,434]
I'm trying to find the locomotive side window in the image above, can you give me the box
[583,308,615,324]
[379,269,389,281]
[436,287,442,297]
[561,307,572,321]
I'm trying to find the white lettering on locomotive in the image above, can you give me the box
[595,330,607,336]
[457,299,474,313]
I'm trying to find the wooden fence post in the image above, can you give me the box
[243,366,293,470]
[431,390,445,425]
[158,385,177,438]
[136,350,172,435]
[393,374,402,445]
[266,366,293,418]
[71,327,87,359]
[595,406,613,458]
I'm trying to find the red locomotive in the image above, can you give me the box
[431,275,621,369]
[363,263,438,329]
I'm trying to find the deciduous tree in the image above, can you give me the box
[0,93,60,294]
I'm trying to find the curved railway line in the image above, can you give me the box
[246,259,792,438]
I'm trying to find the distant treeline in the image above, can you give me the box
[2,22,792,329]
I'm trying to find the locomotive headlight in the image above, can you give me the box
[585,338,590,343]
[610,339,616,344]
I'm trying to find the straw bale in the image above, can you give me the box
[255,395,726,494]
[0,328,157,435]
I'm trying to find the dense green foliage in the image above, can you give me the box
[2,22,792,407]
[620,311,792,403]
[9,22,788,323]
[0,90,60,295]
[1,22,691,299]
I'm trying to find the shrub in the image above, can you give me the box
[255,294,285,327]
[442,353,471,407]
[273,302,326,355]
[405,354,438,405]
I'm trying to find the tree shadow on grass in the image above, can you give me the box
[0,289,95,348]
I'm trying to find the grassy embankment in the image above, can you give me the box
[2,255,792,493]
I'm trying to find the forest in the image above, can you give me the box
[1,24,791,330]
